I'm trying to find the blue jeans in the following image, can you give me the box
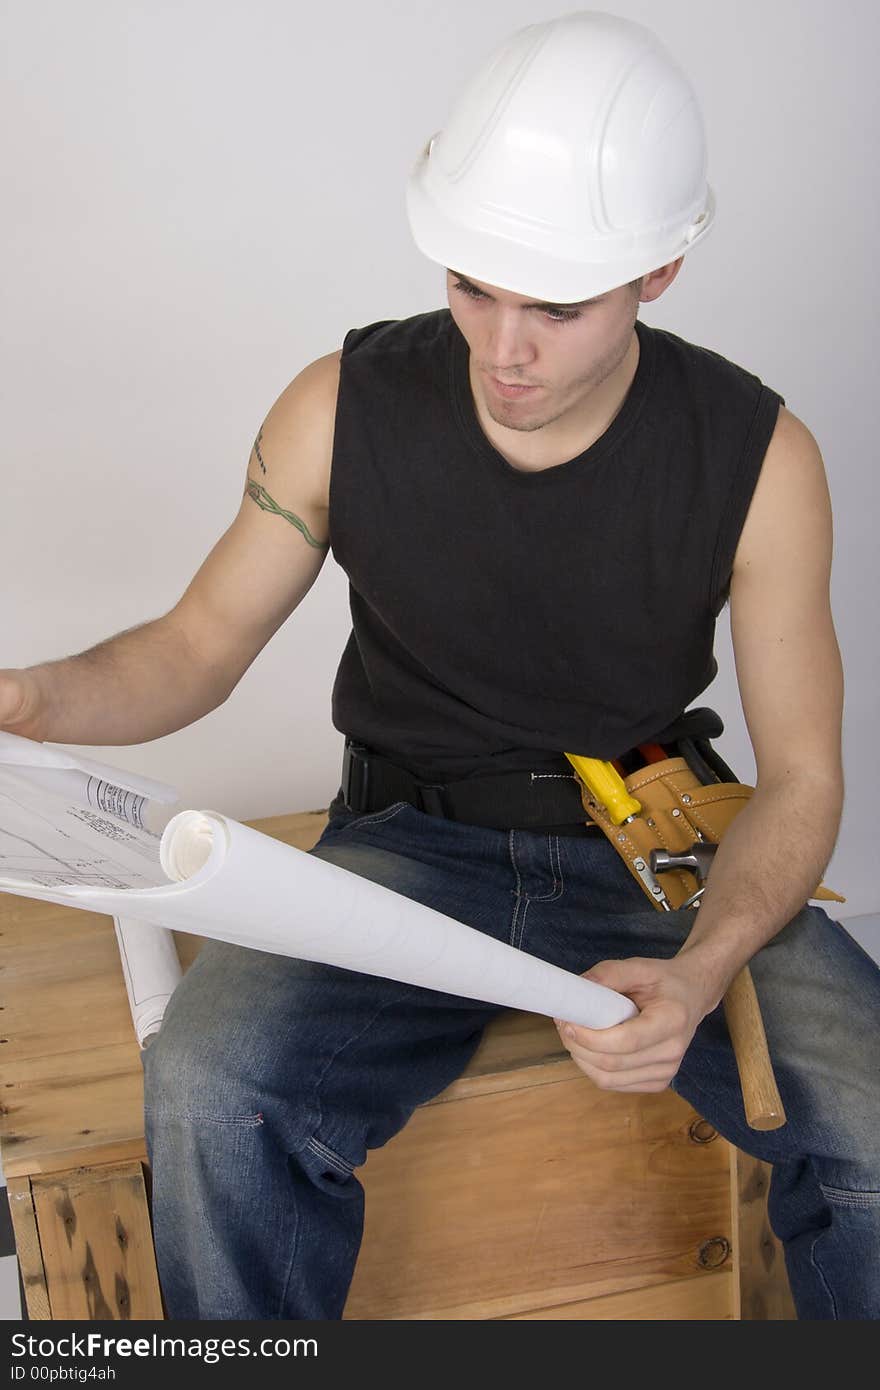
[142,800,880,1320]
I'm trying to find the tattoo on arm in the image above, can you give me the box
[252,428,267,475]
[245,478,329,549]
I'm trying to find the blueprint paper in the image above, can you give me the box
[113,915,183,1046]
[0,733,638,1031]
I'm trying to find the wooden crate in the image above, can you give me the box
[345,1013,737,1319]
[0,810,794,1320]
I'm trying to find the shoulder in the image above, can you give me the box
[266,347,344,453]
[249,350,342,514]
[277,347,343,417]
[732,406,832,577]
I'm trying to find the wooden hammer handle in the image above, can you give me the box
[722,965,786,1130]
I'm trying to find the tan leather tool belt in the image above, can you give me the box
[577,756,845,911]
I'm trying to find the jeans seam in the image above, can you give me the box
[807,1229,840,1319]
[306,1135,355,1176]
[512,895,530,951]
[506,834,563,945]
[310,986,416,1161]
[279,1170,303,1319]
[142,1108,264,1127]
[332,801,409,834]
[277,1006,401,1319]
[507,830,522,898]
[507,830,524,947]
[527,834,564,903]
[819,1182,880,1208]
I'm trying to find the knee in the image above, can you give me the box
[141,1006,231,1119]
[141,974,271,1123]
[142,940,294,1119]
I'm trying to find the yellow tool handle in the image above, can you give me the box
[565,753,642,825]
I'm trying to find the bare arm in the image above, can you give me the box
[555,405,845,1091]
[674,404,845,1003]
[0,349,341,745]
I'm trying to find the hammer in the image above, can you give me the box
[651,842,786,1131]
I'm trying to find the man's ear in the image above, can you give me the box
[638,257,684,303]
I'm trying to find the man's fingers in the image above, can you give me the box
[611,1079,675,1093]
[581,1065,676,1090]
[566,1041,680,1074]
[561,1013,676,1055]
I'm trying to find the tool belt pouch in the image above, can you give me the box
[576,756,845,911]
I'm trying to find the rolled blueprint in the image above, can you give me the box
[113,915,183,1047]
[57,811,638,1029]
[0,731,638,1031]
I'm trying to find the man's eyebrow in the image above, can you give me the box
[448,270,602,310]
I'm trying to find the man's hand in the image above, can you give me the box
[553,956,721,1093]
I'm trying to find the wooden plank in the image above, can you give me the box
[247,809,329,850]
[31,1161,163,1320]
[172,931,206,971]
[1,901,137,1064]
[6,1177,51,1320]
[736,1150,796,1319]
[1,1042,145,1178]
[0,809,331,1181]
[503,1270,734,1319]
[344,1079,733,1320]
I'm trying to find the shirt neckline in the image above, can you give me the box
[449,314,655,482]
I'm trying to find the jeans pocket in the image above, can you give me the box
[299,1135,362,1198]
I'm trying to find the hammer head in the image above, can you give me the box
[650,842,717,886]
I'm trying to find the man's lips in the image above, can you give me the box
[487,374,541,397]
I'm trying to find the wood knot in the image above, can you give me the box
[115,1274,131,1316]
[698,1236,731,1269]
[56,1195,77,1246]
[688,1119,717,1144]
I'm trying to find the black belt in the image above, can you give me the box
[337,709,733,836]
[339,740,597,835]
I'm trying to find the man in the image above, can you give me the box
[2,12,878,1319]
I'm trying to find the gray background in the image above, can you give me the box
[2,0,878,923]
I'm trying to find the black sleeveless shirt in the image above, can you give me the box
[328,310,784,781]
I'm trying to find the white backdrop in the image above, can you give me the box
[3,1,878,917]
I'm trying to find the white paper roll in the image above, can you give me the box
[83,811,636,1031]
[113,916,183,1047]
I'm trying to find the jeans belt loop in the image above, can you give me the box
[417,783,448,817]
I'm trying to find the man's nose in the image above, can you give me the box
[485,310,535,372]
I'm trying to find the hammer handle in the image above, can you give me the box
[722,966,786,1130]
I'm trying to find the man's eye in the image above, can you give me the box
[544,306,583,323]
[453,280,485,301]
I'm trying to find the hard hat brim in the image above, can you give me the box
[406,172,716,303]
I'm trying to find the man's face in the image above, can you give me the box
[446,268,641,435]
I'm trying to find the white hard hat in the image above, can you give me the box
[406,10,716,302]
